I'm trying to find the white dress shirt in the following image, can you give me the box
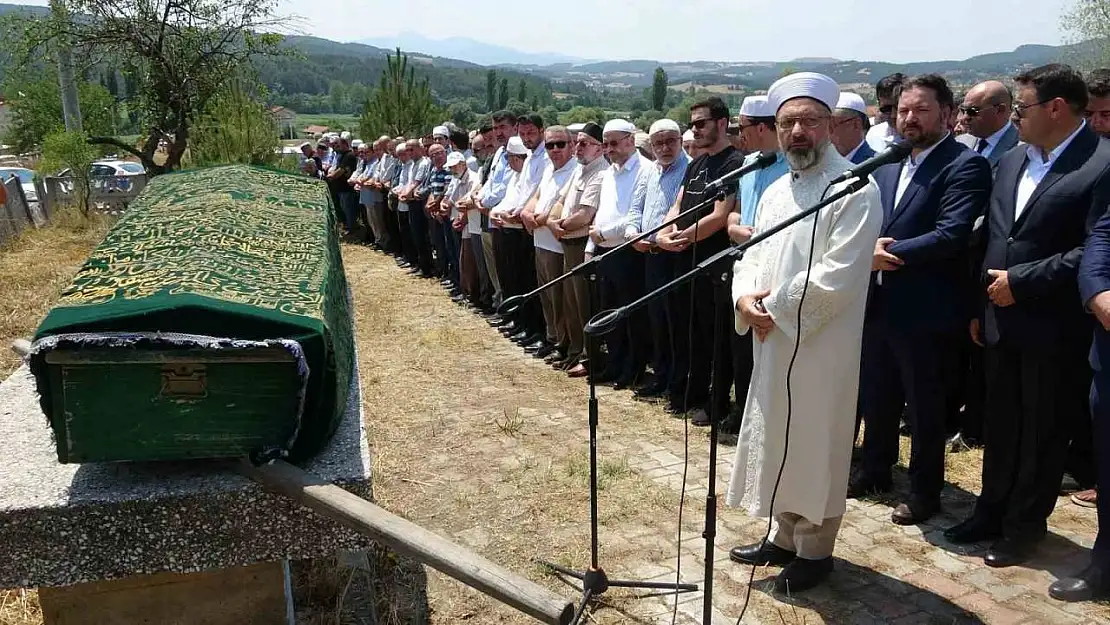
[588,153,651,253]
[976,121,1014,159]
[532,158,578,253]
[1015,121,1086,220]
[490,169,524,229]
[894,133,949,207]
[509,144,549,217]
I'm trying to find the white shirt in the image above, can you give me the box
[894,133,949,207]
[1015,121,1085,220]
[510,145,550,217]
[490,169,524,229]
[975,121,1014,159]
[532,158,578,254]
[394,160,414,212]
[865,121,897,153]
[588,153,651,253]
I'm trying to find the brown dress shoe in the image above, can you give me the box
[566,363,588,378]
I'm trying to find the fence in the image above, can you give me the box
[39,174,149,217]
[0,177,38,246]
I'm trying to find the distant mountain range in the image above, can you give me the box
[357,33,591,67]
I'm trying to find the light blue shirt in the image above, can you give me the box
[739,151,789,226]
[479,146,512,208]
[627,150,690,242]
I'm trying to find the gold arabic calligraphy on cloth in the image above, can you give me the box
[56,166,334,319]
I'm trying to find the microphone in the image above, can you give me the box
[704,151,779,193]
[828,141,912,185]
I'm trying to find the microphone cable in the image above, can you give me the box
[733,180,833,624]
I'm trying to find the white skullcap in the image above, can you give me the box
[682,129,695,142]
[603,119,637,136]
[567,123,586,134]
[836,92,868,115]
[299,141,311,150]
[767,72,840,113]
[649,118,681,136]
[432,125,450,137]
[340,131,352,140]
[445,152,466,167]
[739,96,772,118]
[352,139,364,147]
[506,136,528,156]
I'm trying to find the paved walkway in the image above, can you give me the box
[350,246,1110,625]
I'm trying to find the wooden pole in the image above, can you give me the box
[240,459,575,625]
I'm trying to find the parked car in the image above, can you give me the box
[0,167,38,205]
[56,160,146,194]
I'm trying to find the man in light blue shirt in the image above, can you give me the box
[625,118,690,399]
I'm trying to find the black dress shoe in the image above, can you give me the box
[593,369,621,385]
[1050,564,1110,602]
[891,499,939,526]
[510,330,529,342]
[846,471,892,499]
[523,340,547,353]
[775,557,834,593]
[944,518,1001,544]
[544,350,566,364]
[613,373,643,390]
[516,333,543,346]
[729,540,796,566]
[533,344,557,359]
[633,382,668,399]
[985,537,1039,568]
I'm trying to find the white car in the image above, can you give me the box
[57,160,146,193]
[0,167,38,204]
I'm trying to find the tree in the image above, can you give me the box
[652,67,668,111]
[1062,0,1110,67]
[187,79,280,168]
[558,106,607,125]
[530,95,539,111]
[486,69,497,112]
[3,77,115,154]
[517,79,527,103]
[6,0,286,174]
[359,48,438,138]
[635,109,663,131]
[446,101,476,129]
[39,130,100,216]
[498,78,509,109]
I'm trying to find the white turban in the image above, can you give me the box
[649,118,681,136]
[603,119,637,135]
[767,72,840,113]
[836,92,868,115]
[739,96,772,118]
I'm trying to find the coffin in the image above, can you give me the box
[27,164,355,464]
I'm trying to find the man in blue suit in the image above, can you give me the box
[831,92,877,164]
[946,64,1110,568]
[851,74,993,526]
[1052,202,1110,601]
[956,81,1020,168]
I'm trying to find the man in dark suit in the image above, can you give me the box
[831,92,877,164]
[1050,203,1110,602]
[956,80,1020,168]
[851,74,992,525]
[946,63,1110,568]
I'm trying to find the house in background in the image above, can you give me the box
[303,125,329,139]
[268,106,297,139]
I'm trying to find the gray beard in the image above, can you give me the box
[784,138,830,171]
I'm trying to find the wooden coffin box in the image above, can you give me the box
[28,165,354,464]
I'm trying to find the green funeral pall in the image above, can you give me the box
[28,164,355,464]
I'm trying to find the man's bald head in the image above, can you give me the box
[959,80,1013,139]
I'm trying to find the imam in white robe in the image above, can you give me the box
[726,144,882,525]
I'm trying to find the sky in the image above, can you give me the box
[17,0,1075,64]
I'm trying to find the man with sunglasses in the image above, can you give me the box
[956,81,1019,168]
[947,63,1110,570]
[865,73,905,153]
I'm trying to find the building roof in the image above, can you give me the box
[304,125,329,135]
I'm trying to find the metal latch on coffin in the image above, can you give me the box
[160,365,208,398]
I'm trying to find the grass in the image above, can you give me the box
[297,114,361,131]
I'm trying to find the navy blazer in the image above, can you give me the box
[868,134,992,333]
[980,124,1110,349]
[850,141,877,165]
[1079,205,1110,383]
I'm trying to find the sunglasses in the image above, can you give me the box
[688,118,720,131]
[958,105,982,117]
[544,140,568,150]
[878,105,894,114]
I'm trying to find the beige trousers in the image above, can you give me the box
[535,248,569,347]
[769,513,842,560]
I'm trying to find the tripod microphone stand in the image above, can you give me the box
[584,175,870,624]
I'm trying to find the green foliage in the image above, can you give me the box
[498,78,509,109]
[186,80,281,168]
[446,101,476,129]
[486,69,497,112]
[1061,0,1110,68]
[652,67,668,111]
[3,77,116,153]
[359,48,439,138]
[517,79,527,103]
[39,130,99,215]
[635,109,664,131]
[558,106,608,125]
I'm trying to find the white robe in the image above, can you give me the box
[726,144,882,525]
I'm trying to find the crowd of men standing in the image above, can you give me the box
[301,62,1110,601]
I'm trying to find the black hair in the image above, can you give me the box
[1014,63,1088,115]
[1088,68,1110,98]
[876,73,905,100]
[518,113,545,130]
[491,110,517,124]
[449,130,469,150]
[902,73,956,110]
[690,96,730,120]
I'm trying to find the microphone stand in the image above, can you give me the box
[583,175,869,624]
[494,166,768,623]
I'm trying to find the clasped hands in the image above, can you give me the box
[736,288,775,342]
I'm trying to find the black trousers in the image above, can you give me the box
[384,196,403,255]
[666,249,727,412]
[397,209,418,266]
[643,252,674,386]
[860,318,961,504]
[500,228,543,336]
[972,337,1091,540]
[597,247,647,380]
[429,216,449,278]
[406,199,433,275]
[1091,363,1110,566]
[726,330,754,428]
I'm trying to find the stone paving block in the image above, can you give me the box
[951,592,1029,625]
[962,567,1027,603]
[927,549,974,575]
[903,570,973,600]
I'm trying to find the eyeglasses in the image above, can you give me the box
[958,105,982,117]
[776,116,828,130]
[688,118,719,131]
[878,105,894,115]
[544,141,568,150]
[1012,99,1053,117]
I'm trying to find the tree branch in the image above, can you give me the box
[87,135,162,173]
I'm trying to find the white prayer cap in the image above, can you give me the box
[767,72,840,113]
[340,131,352,140]
[506,136,528,156]
[649,118,681,136]
[352,139,364,148]
[682,129,695,142]
[298,141,311,150]
[836,92,868,115]
[432,125,450,138]
[603,119,637,136]
[739,96,772,118]
[567,123,586,134]
[445,152,466,167]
